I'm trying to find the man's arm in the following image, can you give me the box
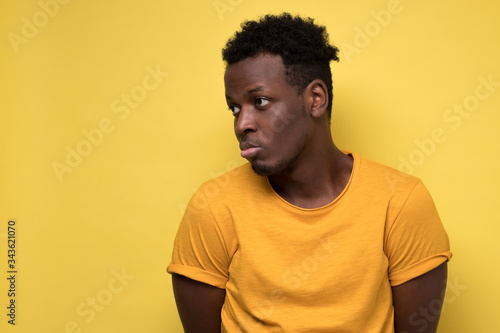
[392,262,448,333]
[172,273,226,333]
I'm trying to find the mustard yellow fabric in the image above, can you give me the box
[167,152,452,332]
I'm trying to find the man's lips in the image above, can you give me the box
[241,147,261,159]
[240,142,261,159]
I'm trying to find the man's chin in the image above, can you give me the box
[250,161,281,176]
[249,154,300,177]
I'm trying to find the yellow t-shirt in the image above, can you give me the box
[167,152,452,332]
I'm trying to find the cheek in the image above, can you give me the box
[258,121,289,145]
[282,118,310,150]
[262,110,302,141]
[264,121,305,151]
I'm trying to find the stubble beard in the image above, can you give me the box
[251,157,298,176]
[250,131,308,177]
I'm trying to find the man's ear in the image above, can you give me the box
[307,79,329,119]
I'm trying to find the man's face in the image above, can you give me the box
[224,53,312,176]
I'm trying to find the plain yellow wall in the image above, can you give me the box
[1,0,499,332]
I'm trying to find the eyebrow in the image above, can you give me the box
[226,86,265,101]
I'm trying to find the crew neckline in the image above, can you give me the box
[265,151,357,212]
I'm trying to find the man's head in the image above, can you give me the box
[222,13,339,118]
[222,14,341,177]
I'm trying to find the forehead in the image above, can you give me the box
[224,54,288,93]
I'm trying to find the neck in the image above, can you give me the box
[268,138,353,209]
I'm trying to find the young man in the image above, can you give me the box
[167,13,451,333]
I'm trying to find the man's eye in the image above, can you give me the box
[229,105,241,115]
[255,98,269,107]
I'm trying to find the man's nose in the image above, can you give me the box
[235,107,256,135]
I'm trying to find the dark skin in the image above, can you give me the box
[393,262,448,333]
[172,53,448,332]
[172,274,225,333]
[226,54,352,208]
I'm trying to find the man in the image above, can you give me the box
[167,13,451,333]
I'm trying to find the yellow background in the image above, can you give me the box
[1,0,498,332]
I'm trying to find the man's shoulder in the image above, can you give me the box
[353,152,421,193]
[351,153,432,224]
[197,162,267,201]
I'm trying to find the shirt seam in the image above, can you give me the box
[384,179,422,254]
[201,183,232,271]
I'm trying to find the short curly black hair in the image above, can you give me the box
[222,13,339,118]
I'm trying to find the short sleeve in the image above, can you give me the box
[167,185,231,289]
[386,180,452,286]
